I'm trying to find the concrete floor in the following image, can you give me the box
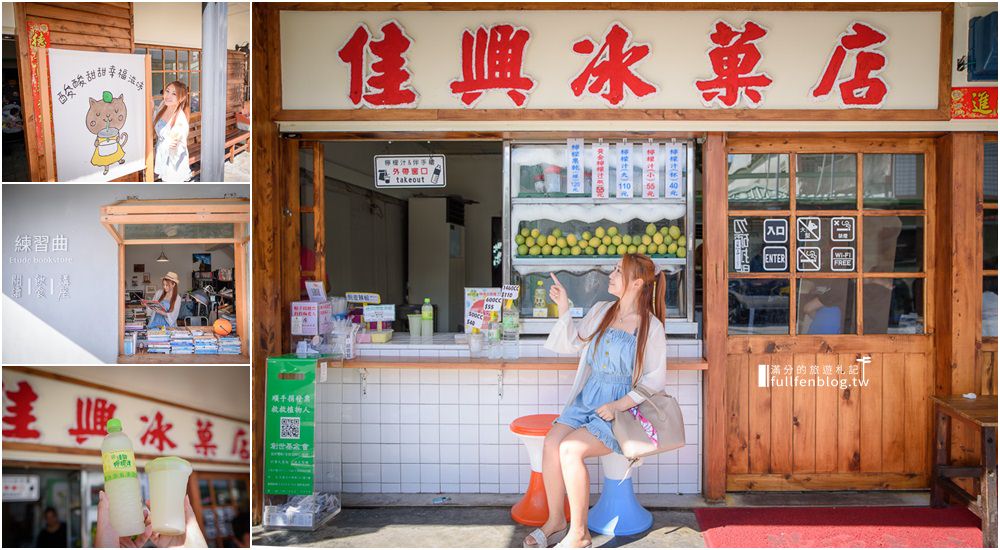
[252,491,930,548]
[224,150,251,182]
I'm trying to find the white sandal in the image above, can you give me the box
[553,536,592,548]
[523,527,568,548]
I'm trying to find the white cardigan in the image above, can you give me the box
[544,300,668,408]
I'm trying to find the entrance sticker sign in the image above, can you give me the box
[763,219,788,243]
[264,357,316,496]
[566,138,585,194]
[374,155,446,188]
[763,246,787,271]
[48,49,147,182]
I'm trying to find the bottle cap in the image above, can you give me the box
[106,418,122,433]
[424,298,431,303]
[536,281,543,286]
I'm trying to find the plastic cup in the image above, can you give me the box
[146,456,193,535]
[407,314,422,337]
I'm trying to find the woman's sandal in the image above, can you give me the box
[523,526,568,548]
[553,536,592,548]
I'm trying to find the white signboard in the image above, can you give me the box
[501,284,520,300]
[466,310,485,329]
[346,292,381,304]
[664,143,684,198]
[566,138,585,194]
[616,142,634,198]
[48,49,147,182]
[641,142,660,199]
[1,371,251,464]
[305,280,326,302]
[591,143,609,198]
[363,304,396,322]
[3,475,40,502]
[374,155,446,188]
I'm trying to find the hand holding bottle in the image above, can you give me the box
[95,490,152,548]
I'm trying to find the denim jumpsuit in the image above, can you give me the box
[553,327,637,455]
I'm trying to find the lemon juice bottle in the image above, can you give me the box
[101,419,145,537]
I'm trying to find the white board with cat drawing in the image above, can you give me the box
[48,49,147,182]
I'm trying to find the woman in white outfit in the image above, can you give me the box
[152,80,192,182]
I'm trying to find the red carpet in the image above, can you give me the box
[694,506,983,548]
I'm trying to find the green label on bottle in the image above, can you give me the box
[102,449,138,482]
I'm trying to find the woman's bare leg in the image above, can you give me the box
[524,422,575,547]
[558,428,612,548]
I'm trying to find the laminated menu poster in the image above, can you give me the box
[264,356,316,495]
[48,48,147,182]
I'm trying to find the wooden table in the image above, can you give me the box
[930,395,997,548]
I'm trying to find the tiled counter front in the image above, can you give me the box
[314,339,703,497]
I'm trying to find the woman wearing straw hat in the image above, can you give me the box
[147,272,182,329]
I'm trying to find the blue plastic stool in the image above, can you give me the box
[587,454,653,536]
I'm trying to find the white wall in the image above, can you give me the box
[133,1,251,49]
[2,2,13,35]
[125,244,235,296]
[952,2,998,87]
[2,183,249,364]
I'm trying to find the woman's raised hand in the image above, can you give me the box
[549,272,570,315]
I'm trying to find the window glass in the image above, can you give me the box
[796,153,857,210]
[797,278,856,335]
[794,216,857,273]
[863,154,924,209]
[984,276,998,338]
[729,216,790,273]
[985,141,998,203]
[164,49,176,71]
[728,279,790,334]
[985,210,998,271]
[863,278,924,334]
[863,216,924,273]
[150,48,163,71]
[727,153,789,210]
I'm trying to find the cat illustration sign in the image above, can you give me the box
[47,49,148,182]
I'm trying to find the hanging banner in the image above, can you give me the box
[48,49,147,182]
[566,138,584,195]
[26,21,50,152]
[664,143,684,199]
[616,141,634,198]
[950,87,998,119]
[591,142,609,199]
[264,357,316,496]
[641,142,660,199]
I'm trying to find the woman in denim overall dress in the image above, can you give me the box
[523,254,668,549]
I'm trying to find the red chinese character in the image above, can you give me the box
[695,20,773,108]
[139,411,176,452]
[2,381,41,439]
[449,24,536,107]
[811,22,888,107]
[337,21,418,108]
[193,419,217,457]
[570,23,657,107]
[231,428,250,461]
[68,397,116,444]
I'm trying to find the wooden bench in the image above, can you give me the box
[185,111,250,179]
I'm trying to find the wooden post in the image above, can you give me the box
[702,132,728,501]
[313,141,326,286]
[33,46,56,181]
[930,404,951,507]
[251,3,284,526]
[281,137,302,342]
[144,53,154,182]
[982,426,997,548]
[234,223,249,360]
[14,5,41,181]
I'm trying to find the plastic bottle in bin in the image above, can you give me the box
[101,419,145,537]
[502,299,520,360]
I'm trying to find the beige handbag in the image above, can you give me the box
[612,383,685,467]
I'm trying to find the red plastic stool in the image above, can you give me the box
[509,414,571,527]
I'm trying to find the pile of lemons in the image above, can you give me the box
[515,222,687,258]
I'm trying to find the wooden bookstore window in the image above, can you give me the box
[135,44,201,112]
[726,139,934,336]
[191,472,248,547]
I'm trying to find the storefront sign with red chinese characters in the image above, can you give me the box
[2,371,250,464]
[282,10,942,111]
[951,87,998,119]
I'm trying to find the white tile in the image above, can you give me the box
[479,464,499,483]
[538,371,558,384]
[478,385,499,405]
[362,443,380,463]
[540,404,560,415]
[342,403,361,423]
[676,385,699,405]
[500,483,520,493]
[419,385,439,404]
[459,369,479,385]
[518,370,538,385]
[459,483,479,493]
[439,444,460,462]
[441,483,461,492]
[458,405,479,425]
[637,464,659,484]
[420,464,440,483]
[517,404,540,417]
[479,424,499,444]
[680,405,698,424]
[421,482,441,493]
[679,443,699,464]
[678,464,699,483]
[381,424,400,443]
[327,403,343,422]
[381,404,401,424]
[683,424,699,444]
[342,444,361,463]
[343,463,362,483]
[538,346,557,357]
[459,385,479,405]
[439,404,460,424]
[362,462,380,483]
[400,384,420,404]
[400,444,420,463]
[360,384,380,403]
[499,405,520,425]
[439,369,459,384]
[343,369,362,383]
[665,370,679,385]
[457,350,471,358]
[359,348,378,357]
[361,426,381,444]
[480,483,499,493]
[342,423,361,443]
[380,369,400,383]
[400,483,420,493]
[381,444,401,463]
[327,369,343,384]
[381,384,401,404]
[400,404,420,425]
[459,424,479,444]
[441,463,461,483]
[419,404,439,424]
[499,464,520,484]
[400,369,421,384]
[538,385,559,405]
[419,369,439,384]
[459,464,478,483]
[679,483,699,494]
[558,385,574,403]
[499,444,520,464]
[343,384,361,403]
[343,482,363,493]
[360,403,381,424]
[439,384,460,404]
[480,444,499,464]
[379,463,400,483]
[439,349,460,358]
[419,424,440,444]
[440,424,461,444]
[479,370,498,384]
[478,404,499,424]
[420,443,440,463]
[678,370,700,384]
[401,463,420,482]
[517,385,538,405]
[498,385,519,405]
[419,350,440,358]
[381,483,401,493]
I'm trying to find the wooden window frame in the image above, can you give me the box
[189,471,249,548]
[725,137,935,337]
[134,43,201,112]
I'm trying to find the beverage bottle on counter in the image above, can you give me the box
[101,419,145,537]
[421,298,434,337]
[502,299,520,360]
[533,280,547,314]
[486,311,502,359]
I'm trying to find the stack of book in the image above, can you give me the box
[217,335,241,355]
[146,328,171,354]
[169,328,195,354]
[193,332,219,354]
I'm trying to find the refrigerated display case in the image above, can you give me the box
[502,140,697,335]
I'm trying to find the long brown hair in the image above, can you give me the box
[163,280,178,313]
[153,80,190,130]
[581,253,667,386]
